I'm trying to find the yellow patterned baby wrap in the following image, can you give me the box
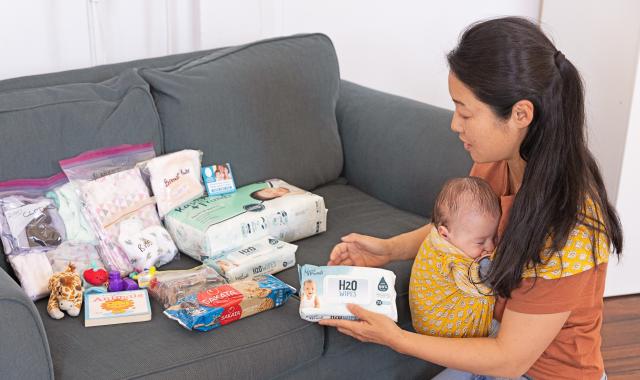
[409,228,494,338]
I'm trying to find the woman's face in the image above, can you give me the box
[447,72,527,163]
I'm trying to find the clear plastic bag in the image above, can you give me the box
[148,265,226,308]
[60,143,178,275]
[0,174,67,300]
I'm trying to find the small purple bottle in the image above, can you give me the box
[108,270,126,292]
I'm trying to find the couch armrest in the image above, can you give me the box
[336,80,473,218]
[0,269,54,379]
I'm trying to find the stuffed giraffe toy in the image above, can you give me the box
[47,263,84,319]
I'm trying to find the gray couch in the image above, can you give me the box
[0,33,471,379]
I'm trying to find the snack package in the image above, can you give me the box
[164,274,295,331]
[204,236,297,282]
[148,265,226,308]
[298,265,398,322]
[0,174,67,300]
[142,149,205,218]
[164,179,327,261]
[60,144,177,275]
[202,163,236,197]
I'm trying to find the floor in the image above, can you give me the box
[602,294,640,379]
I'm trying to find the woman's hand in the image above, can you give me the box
[327,233,393,267]
[318,304,406,349]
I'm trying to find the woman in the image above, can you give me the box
[321,17,622,379]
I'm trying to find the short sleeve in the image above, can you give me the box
[506,263,607,314]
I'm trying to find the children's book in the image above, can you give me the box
[84,289,152,327]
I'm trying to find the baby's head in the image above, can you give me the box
[303,280,317,297]
[432,177,501,258]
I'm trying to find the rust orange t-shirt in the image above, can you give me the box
[470,161,608,380]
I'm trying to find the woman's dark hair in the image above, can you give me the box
[447,17,623,298]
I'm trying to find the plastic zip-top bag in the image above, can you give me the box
[60,143,177,275]
[0,173,68,300]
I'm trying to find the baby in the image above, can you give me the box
[299,279,320,309]
[409,176,500,338]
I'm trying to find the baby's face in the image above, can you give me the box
[257,187,290,199]
[442,211,499,259]
[303,282,316,296]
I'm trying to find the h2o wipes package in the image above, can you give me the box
[204,236,297,282]
[298,264,398,322]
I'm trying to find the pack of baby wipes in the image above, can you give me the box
[164,179,326,261]
[298,264,398,322]
[204,236,297,282]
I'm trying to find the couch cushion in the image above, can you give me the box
[37,256,323,380]
[275,182,427,355]
[0,69,163,182]
[0,69,164,276]
[140,33,343,190]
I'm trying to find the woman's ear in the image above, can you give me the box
[511,100,534,129]
[437,225,450,238]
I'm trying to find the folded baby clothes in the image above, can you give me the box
[47,182,96,243]
[7,253,53,300]
[118,218,178,272]
[80,167,176,275]
[409,228,494,338]
[204,236,297,282]
[164,179,327,261]
[298,264,398,322]
[46,241,103,274]
[0,174,69,300]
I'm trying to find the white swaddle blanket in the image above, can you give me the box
[298,264,398,322]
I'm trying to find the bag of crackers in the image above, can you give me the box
[164,274,295,331]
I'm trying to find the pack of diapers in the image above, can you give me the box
[204,236,297,282]
[298,265,398,322]
[164,179,327,261]
[143,149,205,218]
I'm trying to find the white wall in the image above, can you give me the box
[541,0,640,296]
[541,0,640,203]
[0,0,540,111]
[605,46,640,297]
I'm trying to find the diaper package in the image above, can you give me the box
[298,265,398,322]
[148,265,227,308]
[164,274,295,331]
[143,149,205,218]
[0,174,68,300]
[204,236,297,282]
[60,144,177,275]
[164,179,327,261]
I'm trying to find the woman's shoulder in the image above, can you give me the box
[523,198,610,280]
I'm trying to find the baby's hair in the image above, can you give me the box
[303,279,315,287]
[431,177,501,227]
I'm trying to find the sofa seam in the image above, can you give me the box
[164,33,335,73]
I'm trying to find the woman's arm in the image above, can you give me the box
[388,223,432,261]
[328,224,432,266]
[320,304,569,378]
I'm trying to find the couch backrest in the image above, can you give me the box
[0,33,343,276]
[140,33,343,190]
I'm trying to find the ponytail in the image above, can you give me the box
[447,17,623,298]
